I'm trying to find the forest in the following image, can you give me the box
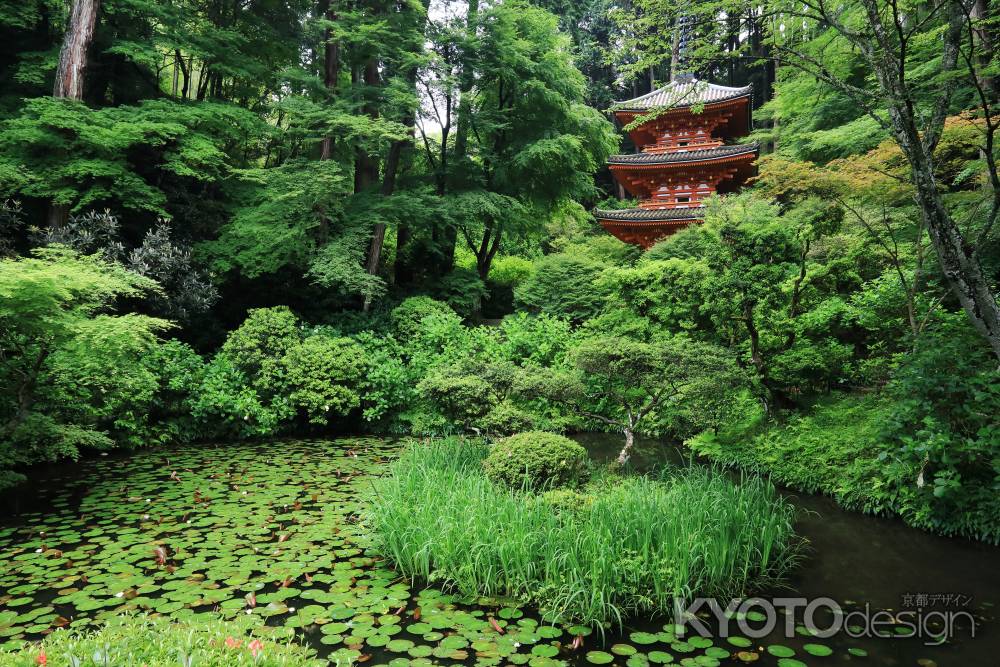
[1,0,1000,663]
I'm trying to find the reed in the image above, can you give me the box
[368,438,798,628]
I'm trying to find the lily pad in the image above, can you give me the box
[803,643,833,657]
[586,651,615,664]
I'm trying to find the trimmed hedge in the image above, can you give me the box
[483,431,589,490]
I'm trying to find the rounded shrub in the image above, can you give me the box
[390,296,456,341]
[483,431,589,490]
[481,400,536,436]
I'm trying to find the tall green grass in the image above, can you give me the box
[368,438,798,628]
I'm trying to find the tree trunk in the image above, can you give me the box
[453,0,480,159]
[669,17,681,82]
[394,224,412,284]
[864,0,1000,361]
[354,60,380,193]
[53,0,99,99]
[905,141,1000,360]
[49,0,100,227]
[617,427,635,465]
[316,0,340,245]
[971,0,997,97]
[319,0,340,160]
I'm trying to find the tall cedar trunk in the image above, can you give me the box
[368,0,427,291]
[453,0,479,159]
[394,0,432,289]
[354,60,380,193]
[49,0,100,227]
[319,0,340,161]
[669,16,681,82]
[317,0,339,245]
[353,58,380,310]
[53,0,99,99]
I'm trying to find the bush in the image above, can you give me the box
[390,296,456,341]
[0,248,170,488]
[138,339,206,444]
[371,439,798,626]
[417,367,495,426]
[514,253,611,323]
[190,355,283,438]
[688,335,1000,545]
[281,334,366,425]
[0,614,323,667]
[483,431,589,490]
[537,487,592,516]
[880,314,1000,542]
[487,255,535,288]
[480,400,536,436]
[435,268,488,317]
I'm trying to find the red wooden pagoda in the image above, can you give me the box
[594,79,758,248]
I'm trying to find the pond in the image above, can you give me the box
[573,433,1000,666]
[0,437,997,667]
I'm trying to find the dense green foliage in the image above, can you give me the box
[0,248,170,488]
[370,438,797,627]
[0,615,322,667]
[482,431,589,490]
[2,0,999,546]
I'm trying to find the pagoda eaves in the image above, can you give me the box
[594,79,758,249]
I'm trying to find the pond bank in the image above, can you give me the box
[572,432,1000,665]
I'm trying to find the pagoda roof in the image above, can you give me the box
[593,207,706,223]
[608,143,758,166]
[613,80,752,112]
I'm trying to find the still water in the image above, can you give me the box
[1,435,997,667]
[572,432,1000,666]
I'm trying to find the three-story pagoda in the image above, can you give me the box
[594,79,759,248]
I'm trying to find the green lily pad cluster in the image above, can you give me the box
[0,438,872,666]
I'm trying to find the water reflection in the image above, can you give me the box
[571,431,1000,666]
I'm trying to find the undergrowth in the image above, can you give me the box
[0,614,323,667]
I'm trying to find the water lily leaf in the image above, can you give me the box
[586,650,614,664]
[803,643,833,657]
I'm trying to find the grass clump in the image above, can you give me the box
[0,615,324,667]
[370,438,798,628]
[483,431,589,490]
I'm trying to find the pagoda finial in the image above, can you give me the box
[672,13,694,83]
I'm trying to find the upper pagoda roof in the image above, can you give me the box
[613,80,752,112]
[593,207,705,222]
[607,143,758,166]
